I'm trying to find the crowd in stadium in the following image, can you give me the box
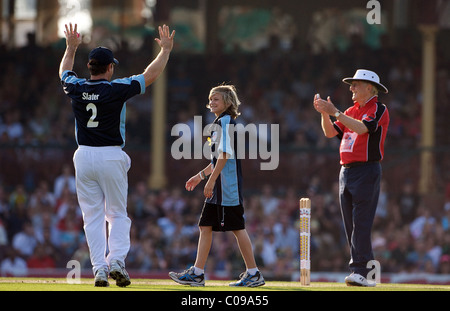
[0,31,449,279]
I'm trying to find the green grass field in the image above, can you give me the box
[1,278,449,291]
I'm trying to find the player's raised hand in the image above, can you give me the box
[154,24,175,52]
[64,23,82,49]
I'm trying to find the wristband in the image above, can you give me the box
[198,172,204,180]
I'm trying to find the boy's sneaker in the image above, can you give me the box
[94,268,109,287]
[109,260,131,287]
[345,273,376,287]
[168,266,205,287]
[229,270,265,287]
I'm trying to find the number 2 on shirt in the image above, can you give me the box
[86,103,99,128]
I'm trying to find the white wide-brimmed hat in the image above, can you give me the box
[342,69,388,93]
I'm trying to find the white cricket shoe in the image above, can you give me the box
[345,273,376,287]
[109,260,131,287]
[94,268,109,287]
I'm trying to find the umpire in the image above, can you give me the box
[313,69,389,287]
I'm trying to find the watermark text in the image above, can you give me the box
[171,116,279,170]
[66,259,81,284]
[366,259,381,283]
[366,0,381,24]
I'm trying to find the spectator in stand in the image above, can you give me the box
[56,192,82,231]
[26,244,56,269]
[12,221,37,258]
[72,243,91,270]
[260,231,278,268]
[34,209,60,246]
[375,179,388,221]
[6,185,30,241]
[406,238,434,272]
[442,184,450,231]
[161,187,187,214]
[128,180,149,219]
[442,205,450,232]
[398,180,419,224]
[53,164,76,199]
[157,209,177,243]
[0,218,7,258]
[259,184,280,216]
[28,180,56,209]
[278,186,299,218]
[409,206,436,240]
[0,247,28,277]
[0,109,24,142]
[439,255,450,274]
[273,213,299,255]
[58,217,84,259]
[0,186,10,220]
[40,227,64,267]
[8,184,28,210]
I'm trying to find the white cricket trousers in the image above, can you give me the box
[73,145,131,275]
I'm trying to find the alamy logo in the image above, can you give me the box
[66,259,81,284]
[366,260,381,283]
[170,116,279,170]
[366,0,381,25]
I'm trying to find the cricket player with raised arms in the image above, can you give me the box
[59,23,175,287]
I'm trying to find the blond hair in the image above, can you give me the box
[208,84,241,119]
[365,82,379,96]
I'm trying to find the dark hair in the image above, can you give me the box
[88,59,109,76]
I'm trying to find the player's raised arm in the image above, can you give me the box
[142,24,175,87]
[59,23,82,78]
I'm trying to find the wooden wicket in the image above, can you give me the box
[300,198,311,286]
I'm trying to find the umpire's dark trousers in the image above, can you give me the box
[339,162,381,277]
